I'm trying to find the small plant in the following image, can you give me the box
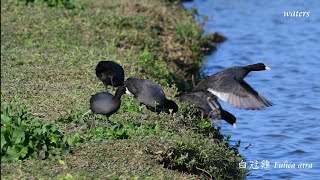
[55,108,88,124]
[89,124,131,141]
[88,119,163,142]
[110,14,148,30]
[135,51,172,84]
[174,22,199,42]
[177,101,225,139]
[1,104,83,162]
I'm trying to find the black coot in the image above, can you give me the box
[95,61,125,89]
[193,63,272,110]
[176,91,236,128]
[90,86,126,120]
[124,77,178,113]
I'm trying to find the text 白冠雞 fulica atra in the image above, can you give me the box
[193,63,272,110]
[124,77,178,113]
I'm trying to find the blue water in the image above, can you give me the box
[184,1,320,179]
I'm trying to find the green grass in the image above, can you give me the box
[8,0,84,9]
[1,0,247,179]
[1,104,84,162]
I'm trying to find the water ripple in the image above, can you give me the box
[265,134,290,138]
[289,149,307,155]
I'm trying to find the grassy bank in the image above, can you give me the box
[1,0,246,179]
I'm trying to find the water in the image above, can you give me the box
[184,1,320,179]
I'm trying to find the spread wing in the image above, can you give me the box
[207,75,272,110]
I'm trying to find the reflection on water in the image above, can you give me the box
[184,0,320,179]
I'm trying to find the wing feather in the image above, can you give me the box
[207,75,272,110]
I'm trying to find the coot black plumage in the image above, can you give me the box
[193,63,272,110]
[124,77,178,113]
[95,61,125,89]
[176,91,236,128]
[90,86,126,119]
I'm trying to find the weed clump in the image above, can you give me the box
[1,104,83,162]
[156,136,246,179]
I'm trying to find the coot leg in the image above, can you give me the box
[103,117,111,128]
[206,97,221,119]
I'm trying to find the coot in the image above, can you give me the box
[124,77,178,113]
[90,86,126,120]
[95,61,125,89]
[176,91,236,128]
[193,63,272,110]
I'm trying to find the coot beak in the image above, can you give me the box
[265,66,271,70]
[233,123,237,129]
[125,87,132,94]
